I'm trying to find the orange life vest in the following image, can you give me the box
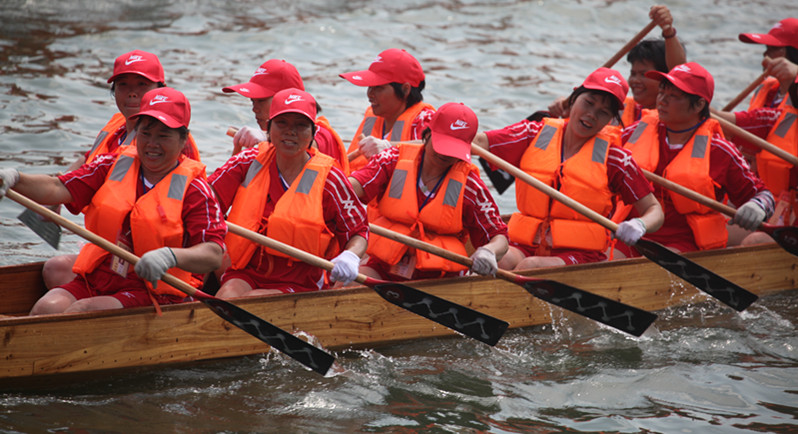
[509,118,614,252]
[747,76,781,110]
[620,96,655,128]
[347,102,435,171]
[756,96,798,195]
[225,143,339,269]
[72,146,207,296]
[315,115,350,175]
[87,113,202,164]
[367,143,472,273]
[624,113,728,249]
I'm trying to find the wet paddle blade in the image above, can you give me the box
[199,297,335,375]
[18,208,61,249]
[477,157,514,195]
[763,224,798,257]
[635,239,758,311]
[371,281,509,346]
[520,278,657,337]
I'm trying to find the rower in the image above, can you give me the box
[614,62,775,258]
[209,89,368,298]
[339,48,436,172]
[348,102,509,280]
[222,59,349,172]
[474,68,663,271]
[0,88,226,315]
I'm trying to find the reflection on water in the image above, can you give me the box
[1,0,797,432]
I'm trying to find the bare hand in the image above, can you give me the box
[649,5,674,33]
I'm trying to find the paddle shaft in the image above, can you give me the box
[711,111,798,167]
[601,21,658,68]
[641,169,737,216]
[721,71,769,112]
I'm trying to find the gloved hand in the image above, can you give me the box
[470,246,498,276]
[135,247,177,288]
[731,200,766,231]
[615,218,647,245]
[330,250,360,285]
[359,136,392,159]
[0,168,20,197]
[233,126,268,153]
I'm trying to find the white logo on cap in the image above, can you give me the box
[351,75,363,80]
[673,64,692,74]
[125,55,145,66]
[751,35,763,40]
[371,55,383,64]
[149,95,170,105]
[604,75,623,86]
[253,67,269,76]
[285,94,303,104]
[450,120,470,131]
[239,87,251,93]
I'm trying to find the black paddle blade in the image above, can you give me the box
[634,239,758,312]
[199,297,335,375]
[520,278,657,337]
[371,282,509,346]
[18,208,61,249]
[766,225,798,257]
[477,157,515,195]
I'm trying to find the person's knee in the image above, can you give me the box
[42,254,77,289]
[216,279,252,299]
[29,289,73,315]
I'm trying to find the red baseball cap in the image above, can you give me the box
[268,88,317,122]
[129,87,191,129]
[429,102,478,162]
[339,48,425,87]
[222,59,304,99]
[579,67,629,106]
[107,50,165,84]
[739,18,798,50]
[645,62,714,103]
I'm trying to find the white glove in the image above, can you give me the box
[330,250,360,285]
[359,136,392,159]
[135,247,177,288]
[731,200,766,231]
[233,126,268,151]
[470,247,498,276]
[0,168,20,197]
[615,218,647,245]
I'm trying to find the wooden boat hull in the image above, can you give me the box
[1,243,796,387]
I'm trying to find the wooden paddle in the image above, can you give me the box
[641,169,798,257]
[602,20,658,68]
[368,224,657,337]
[710,111,798,167]
[6,190,335,376]
[721,71,769,112]
[225,222,509,346]
[471,145,759,312]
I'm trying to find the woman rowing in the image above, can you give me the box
[474,68,663,271]
[614,62,774,258]
[340,48,435,171]
[348,102,508,280]
[209,88,368,298]
[0,88,226,314]
[222,59,349,171]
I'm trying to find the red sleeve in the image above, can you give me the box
[207,147,259,213]
[606,146,654,205]
[409,107,435,140]
[181,178,227,249]
[733,108,781,140]
[58,153,117,213]
[314,127,344,164]
[484,119,544,167]
[461,172,508,247]
[323,166,369,247]
[350,146,400,204]
[709,134,774,214]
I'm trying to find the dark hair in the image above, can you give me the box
[135,116,189,142]
[786,46,798,64]
[567,86,623,123]
[390,79,426,107]
[421,126,431,142]
[110,80,166,96]
[659,80,710,118]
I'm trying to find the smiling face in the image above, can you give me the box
[135,117,185,182]
[113,73,160,120]
[628,60,660,109]
[251,96,273,130]
[366,84,407,121]
[268,112,314,159]
[565,91,615,141]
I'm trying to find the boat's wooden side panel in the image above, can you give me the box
[1,262,46,315]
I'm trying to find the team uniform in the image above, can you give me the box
[86,112,201,163]
[209,145,368,293]
[56,152,226,307]
[485,118,653,264]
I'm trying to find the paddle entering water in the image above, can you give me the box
[225,222,509,346]
[368,224,657,337]
[472,145,759,312]
[642,169,798,257]
[5,190,335,376]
